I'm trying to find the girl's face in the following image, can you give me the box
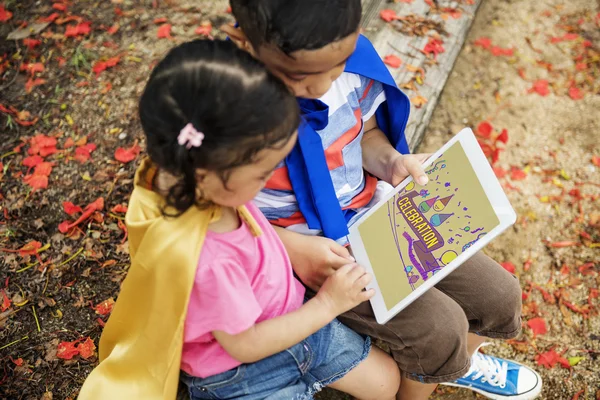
[199,132,298,208]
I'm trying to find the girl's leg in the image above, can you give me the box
[467,332,487,355]
[327,346,400,400]
[395,380,437,400]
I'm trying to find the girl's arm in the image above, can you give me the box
[213,264,374,364]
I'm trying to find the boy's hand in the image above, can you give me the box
[316,264,374,317]
[362,119,431,187]
[386,152,431,187]
[275,228,355,291]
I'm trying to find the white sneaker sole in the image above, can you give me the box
[441,363,543,400]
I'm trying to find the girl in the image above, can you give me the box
[78,40,399,400]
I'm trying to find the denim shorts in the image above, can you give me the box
[180,319,371,400]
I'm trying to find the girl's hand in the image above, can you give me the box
[316,264,375,317]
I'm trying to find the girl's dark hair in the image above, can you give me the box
[139,40,299,214]
[230,0,362,55]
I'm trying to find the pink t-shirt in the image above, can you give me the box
[181,203,306,378]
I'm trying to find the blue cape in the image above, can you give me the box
[287,35,411,240]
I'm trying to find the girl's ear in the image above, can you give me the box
[194,169,208,185]
[220,24,256,55]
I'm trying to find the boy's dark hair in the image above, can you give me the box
[139,40,299,214]
[230,0,362,55]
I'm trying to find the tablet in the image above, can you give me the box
[347,128,517,324]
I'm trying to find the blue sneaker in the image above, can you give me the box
[443,351,542,399]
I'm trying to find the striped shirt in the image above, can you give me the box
[255,73,393,243]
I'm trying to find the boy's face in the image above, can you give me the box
[226,26,359,99]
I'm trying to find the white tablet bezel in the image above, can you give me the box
[348,128,517,324]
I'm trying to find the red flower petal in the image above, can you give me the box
[491,148,501,165]
[39,146,57,158]
[94,298,115,316]
[22,155,44,168]
[17,241,42,256]
[383,54,402,68]
[536,349,569,369]
[20,62,45,75]
[490,46,514,57]
[423,38,445,59]
[52,3,67,11]
[474,37,492,49]
[157,23,172,39]
[529,79,550,96]
[1,290,12,312]
[63,138,75,148]
[476,121,493,138]
[115,144,141,163]
[493,167,507,178]
[0,5,13,22]
[510,168,527,181]
[86,197,104,212]
[23,38,42,50]
[64,22,91,37]
[107,24,119,35]
[57,341,80,360]
[195,23,212,36]
[111,204,128,213]
[527,317,547,336]
[39,13,60,23]
[496,129,509,144]
[500,262,516,274]
[380,9,398,22]
[25,78,46,93]
[77,337,96,360]
[74,143,96,163]
[568,87,584,100]
[58,220,72,234]
[24,174,48,190]
[33,162,53,176]
[563,33,579,41]
[63,201,83,216]
[92,56,120,76]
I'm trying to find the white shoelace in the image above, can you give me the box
[465,352,508,388]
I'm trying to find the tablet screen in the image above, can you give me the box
[356,140,501,310]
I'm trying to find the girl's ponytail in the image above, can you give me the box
[139,40,299,215]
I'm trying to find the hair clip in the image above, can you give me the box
[177,123,205,149]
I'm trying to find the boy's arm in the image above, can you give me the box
[361,116,430,186]
[273,226,354,291]
[213,264,373,364]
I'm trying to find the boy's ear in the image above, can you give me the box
[220,24,256,55]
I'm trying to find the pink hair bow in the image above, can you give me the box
[178,123,205,149]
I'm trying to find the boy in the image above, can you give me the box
[224,1,542,399]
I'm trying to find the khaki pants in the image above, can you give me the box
[308,251,522,384]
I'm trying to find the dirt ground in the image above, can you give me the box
[0,0,598,399]
[422,0,600,398]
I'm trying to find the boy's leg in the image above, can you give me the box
[333,284,472,400]
[435,251,522,340]
[328,346,400,400]
[435,252,542,399]
[332,251,541,400]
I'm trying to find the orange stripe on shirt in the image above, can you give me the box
[269,211,306,228]
[324,108,363,171]
[264,166,293,191]
[359,80,375,103]
[343,174,378,210]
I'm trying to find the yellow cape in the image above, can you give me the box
[79,158,261,399]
